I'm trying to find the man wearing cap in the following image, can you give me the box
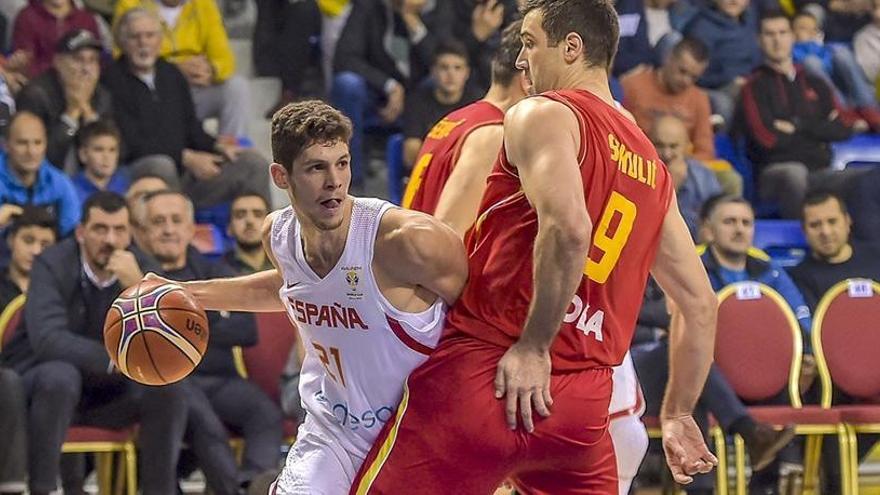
[16,29,113,172]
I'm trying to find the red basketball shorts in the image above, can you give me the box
[350,334,618,495]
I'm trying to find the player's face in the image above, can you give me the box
[661,51,707,94]
[281,140,351,232]
[229,196,268,249]
[706,203,754,257]
[9,226,56,276]
[432,54,470,98]
[516,10,565,93]
[760,18,795,65]
[121,16,162,73]
[802,198,851,260]
[79,135,120,180]
[6,115,47,176]
[144,195,195,265]
[77,208,132,269]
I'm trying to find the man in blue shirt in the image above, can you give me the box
[0,111,80,236]
[71,120,129,203]
[699,194,812,335]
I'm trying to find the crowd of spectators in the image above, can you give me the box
[0,0,878,493]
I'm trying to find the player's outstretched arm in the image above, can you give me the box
[147,212,286,312]
[650,198,718,484]
[376,208,468,306]
[493,97,592,433]
[434,124,504,238]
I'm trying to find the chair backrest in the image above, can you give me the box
[240,312,298,404]
[386,133,405,206]
[812,279,880,405]
[0,294,26,352]
[714,282,803,405]
[753,220,808,267]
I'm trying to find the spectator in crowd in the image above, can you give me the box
[847,166,880,242]
[788,190,880,494]
[254,0,322,117]
[0,207,57,306]
[0,208,56,495]
[684,0,761,125]
[649,114,721,239]
[403,40,480,169]
[0,111,80,236]
[72,120,129,202]
[0,192,188,495]
[736,11,854,219]
[12,0,102,78]
[854,0,880,87]
[331,0,452,187]
[16,29,113,171]
[789,190,880,309]
[818,0,873,43]
[613,0,655,77]
[0,75,15,139]
[124,173,169,251]
[622,37,715,161]
[141,191,282,494]
[448,0,514,92]
[792,10,880,130]
[103,8,270,209]
[113,0,251,138]
[224,191,272,274]
[699,194,812,337]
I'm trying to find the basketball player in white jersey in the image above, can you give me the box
[147,100,468,494]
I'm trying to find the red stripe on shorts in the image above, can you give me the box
[385,315,434,356]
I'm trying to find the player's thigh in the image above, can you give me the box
[352,337,515,494]
[512,428,618,495]
[274,426,354,495]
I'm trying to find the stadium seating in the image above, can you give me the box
[752,220,808,267]
[831,134,880,170]
[811,278,880,493]
[713,282,850,495]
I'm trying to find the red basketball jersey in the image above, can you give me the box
[446,89,675,371]
[403,101,504,214]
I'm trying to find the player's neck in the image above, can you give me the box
[563,71,616,107]
[483,85,519,112]
[298,199,353,278]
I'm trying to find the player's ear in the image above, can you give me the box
[563,32,584,64]
[270,163,291,190]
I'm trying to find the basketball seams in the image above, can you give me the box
[107,281,209,386]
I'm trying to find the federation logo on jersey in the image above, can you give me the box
[342,266,364,300]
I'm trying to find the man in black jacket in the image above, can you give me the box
[736,11,855,219]
[102,8,271,209]
[330,0,452,188]
[16,29,112,171]
[141,190,282,495]
[1,192,188,495]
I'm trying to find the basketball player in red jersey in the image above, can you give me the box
[351,0,719,493]
[403,21,528,236]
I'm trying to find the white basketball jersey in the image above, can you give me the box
[270,198,446,458]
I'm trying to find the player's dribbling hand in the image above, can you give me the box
[494,343,553,432]
[660,414,718,484]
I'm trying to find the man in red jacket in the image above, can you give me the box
[12,0,103,77]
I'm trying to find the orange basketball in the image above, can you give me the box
[104,279,210,386]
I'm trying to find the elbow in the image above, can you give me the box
[547,215,592,258]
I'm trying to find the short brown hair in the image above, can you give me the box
[521,0,619,70]
[271,100,353,173]
[492,20,523,86]
[76,119,121,150]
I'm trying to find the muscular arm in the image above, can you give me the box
[375,208,468,307]
[177,212,285,312]
[507,98,591,351]
[492,97,591,432]
[650,199,716,419]
[434,124,504,238]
